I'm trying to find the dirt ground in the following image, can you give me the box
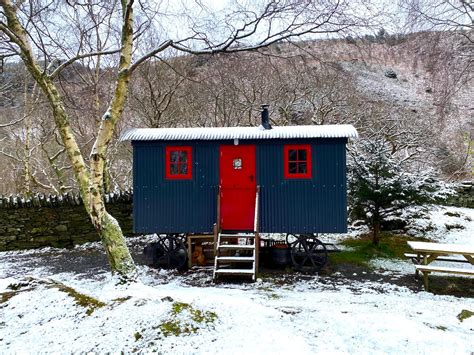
[2,237,472,298]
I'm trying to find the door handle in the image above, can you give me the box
[250,174,254,182]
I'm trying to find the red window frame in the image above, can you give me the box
[165,146,192,180]
[284,144,312,179]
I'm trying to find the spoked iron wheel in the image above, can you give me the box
[153,234,188,271]
[290,234,328,273]
[285,233,299,247]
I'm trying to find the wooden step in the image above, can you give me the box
[219,233,255,238]
[218,244,255,250]
[214,269,255,275]
[216,256,255,262]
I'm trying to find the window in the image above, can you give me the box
[165,146,192,180]
[284,144,312,179]
[233,158,242,170]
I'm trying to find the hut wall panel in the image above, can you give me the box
[133,141,218,234]
[132,138,347,235]
[256,138,347,233]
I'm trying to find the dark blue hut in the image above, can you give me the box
[122,107,357,279]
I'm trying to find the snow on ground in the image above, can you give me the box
[0,205,473,354]
[404,205,474,245]
[1,268,473,354]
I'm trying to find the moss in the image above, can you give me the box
[457,309,474,322]
[159,320,198,337]
[0,291,18,304]
[112,296,132,304]
[158,302,218,337]
[49,281,105,315]
[171,302,190,314]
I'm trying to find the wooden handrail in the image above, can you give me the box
[216,185,221,233]
[253,186,260,233]
[254,186,260,277]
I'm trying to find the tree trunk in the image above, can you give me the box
[372,221,381,246]
[99,211,136,277]
[0,0,136,281]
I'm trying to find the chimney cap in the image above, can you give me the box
[260,104,272,130]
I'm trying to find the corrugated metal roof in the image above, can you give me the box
[121,124,358,141]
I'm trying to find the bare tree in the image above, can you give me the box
[0,0,372,280]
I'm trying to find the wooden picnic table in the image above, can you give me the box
[407,241,474,265]
[407,241,474,290]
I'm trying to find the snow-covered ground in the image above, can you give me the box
[0,205,473,354]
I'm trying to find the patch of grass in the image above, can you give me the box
[134,332,142,341]
[436,325,447,331]
[158,302,218,337]
[49,281,105,315]
[331,233,429,267]
[0,291,19,304]
[457,309,474,322]
[112,296,132,304]
[159,320,198,337]
[1,278,105,315]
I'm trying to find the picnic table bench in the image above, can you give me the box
[407,241,474,291]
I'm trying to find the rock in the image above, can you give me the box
[384,69,397,79]
[444,211,461,218]
[55,225,68,232]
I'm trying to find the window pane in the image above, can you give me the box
[170,163,179,175]
[289,162,297,174]
[298,149,307,161]
[288,149,297,161]
[170,151,179,163]
[179,151,188,163]
[179,163,188,175]
[297,162,307,173]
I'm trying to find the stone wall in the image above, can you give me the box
[0,191,133,251]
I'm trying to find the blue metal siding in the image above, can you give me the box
[132,138,347,234]
[133,141,218,234]
[256,138,347,233]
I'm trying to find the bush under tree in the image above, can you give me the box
[348,137,446,245]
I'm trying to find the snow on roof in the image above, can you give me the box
[120,124,358,141]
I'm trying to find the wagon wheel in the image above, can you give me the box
[285,233,299,246]
[173,233,187,246]
[290,235,328,273]
[154,235,188,271]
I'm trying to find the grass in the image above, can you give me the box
[49,280,106,315]
[457,310,474,322]
[330,232,430,267]
[2,278,105,316]
[157,302,218,337]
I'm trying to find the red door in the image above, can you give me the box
[220,145,256,231]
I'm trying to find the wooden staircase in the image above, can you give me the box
[213,232,257,280]
[213,187,260,282]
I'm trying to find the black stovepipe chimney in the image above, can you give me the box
[261,104,272,129]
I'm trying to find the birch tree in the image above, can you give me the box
[0,0,371,280]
